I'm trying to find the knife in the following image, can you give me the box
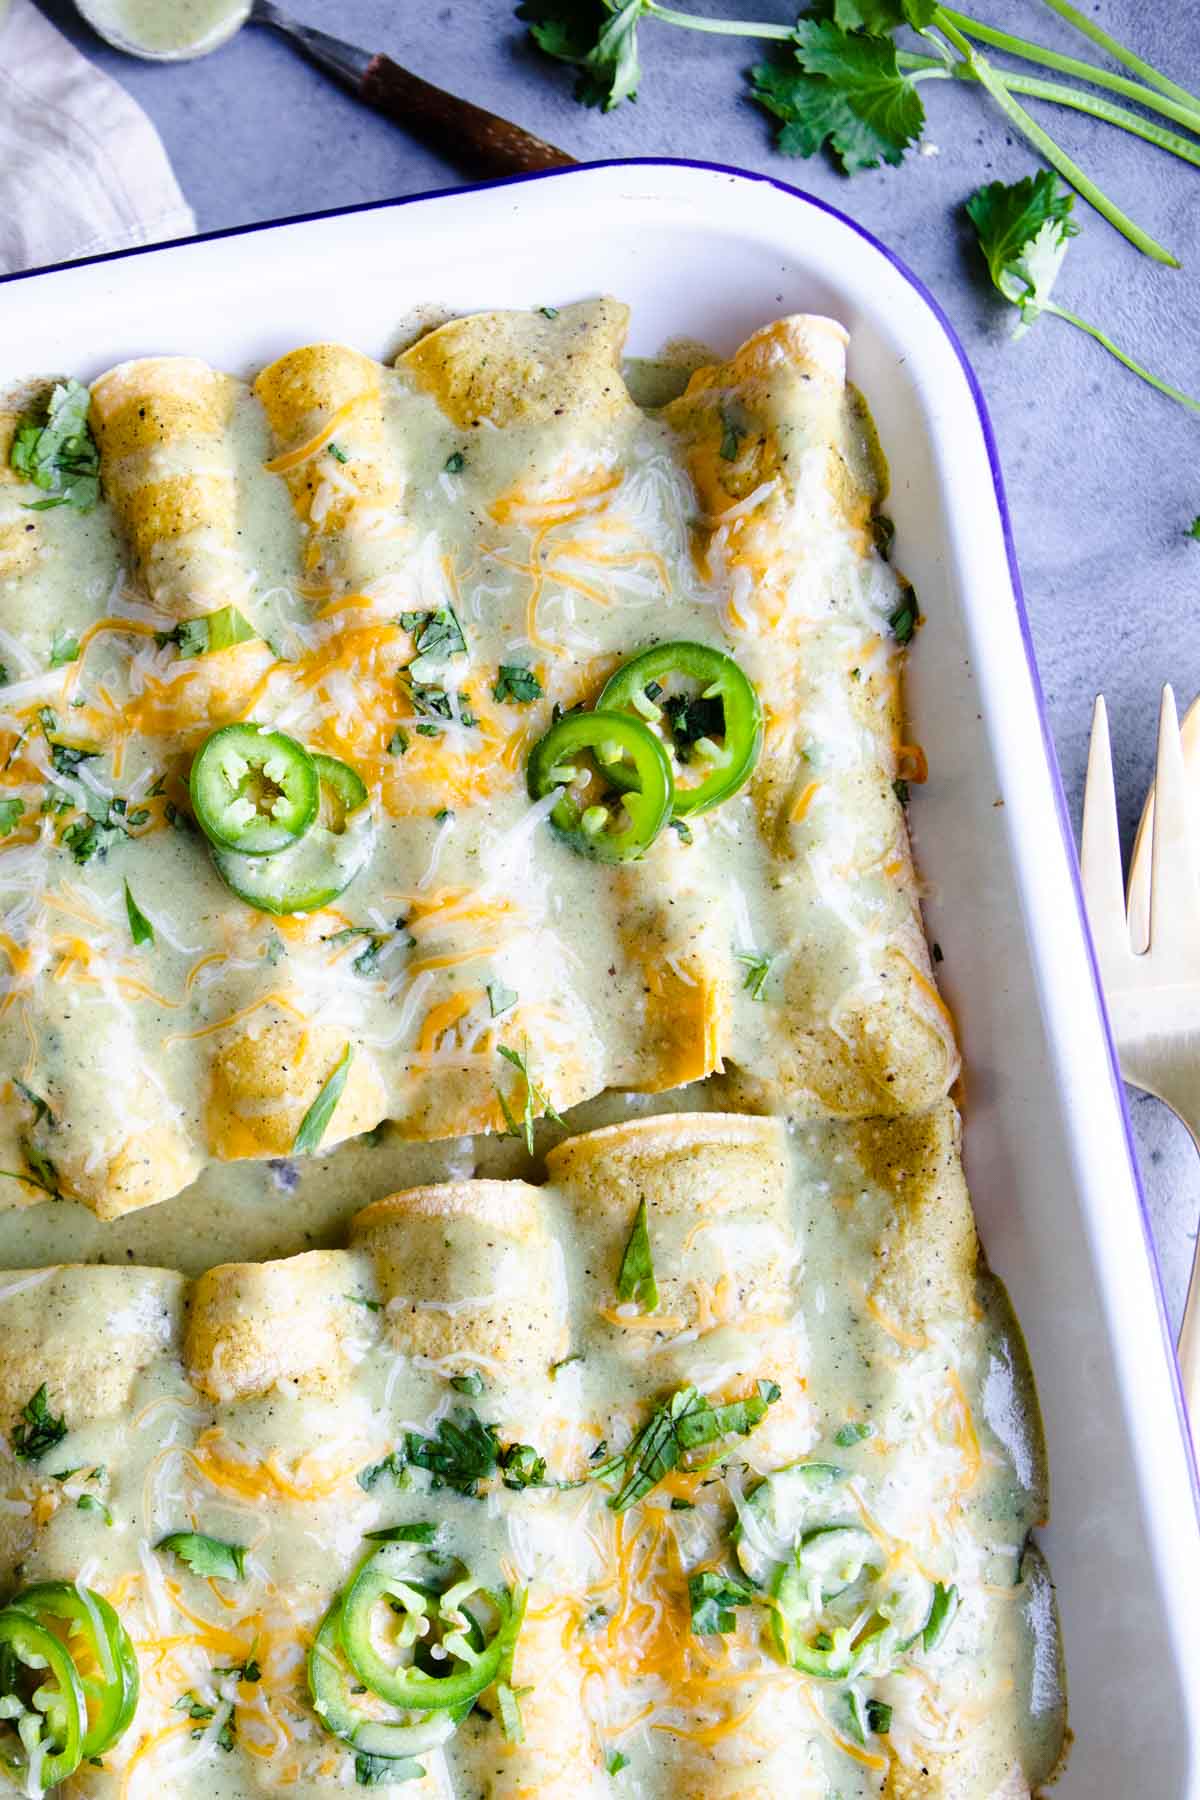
[249,0,576,180]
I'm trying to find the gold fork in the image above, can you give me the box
[1082,685,1200,1444]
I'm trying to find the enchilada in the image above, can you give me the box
[0,1107,1063,1797]
[0,300,952,1219]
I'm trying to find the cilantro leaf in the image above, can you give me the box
[357,1451,408,1493]
[364,1521,439,1544]
[834,1418,875,1445]
[518,0,647,110]
[11,1385,67,1461]
[966,169,1078,331]
[49,632,80,668]
[688,1568,758,1635]
[830,0,936,30]
[616,1197,659,1313]
[158,1531,247,1582]
[10,380,100,512]
[966,171,1198,409]
[888,587,919,645]
[752,23,924,173]
[0,798,23,835]
[493,663,543,704]
[1188,518,1200,542]
[404,1408,501,1497]
[401,606,468,678]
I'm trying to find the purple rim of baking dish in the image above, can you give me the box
[4,153,1195,1510]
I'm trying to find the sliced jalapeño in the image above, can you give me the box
[526,710,673,862]
[211,752,375,915]
[190,722,319,856]
[597,640,762,817]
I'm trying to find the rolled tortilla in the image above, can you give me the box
[665,317,958,1118]
[90,356,243,619]
[254,343,403,593]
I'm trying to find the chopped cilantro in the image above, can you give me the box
[450,1370,486,1397]
[388,727,410,755]
[593,1380,779,1512]
[49,632,80,668]
[736,950,771,1002]
[123,880,154,947]
[10,380,100,512]
[364,1521,439,1544]
[493,663,543,704]
[13,1080,50,1125]
[606,1750,630,1775]
[76,1493,113,1525]
[0,798,23,835]
[401,606,468,677]
[834,1419,874,1446]
[158,1531,247,1582]
[10,1384,67,1462]
[444,451,466,474]
[496,1041,564,1155]
[688,1568,758,1635]
[888,590,919,645]
[327,441,349,463]
[538,305,560,319]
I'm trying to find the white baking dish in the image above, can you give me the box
[1,157,1196,1796]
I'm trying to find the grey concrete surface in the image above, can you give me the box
[23,0,1200,1330]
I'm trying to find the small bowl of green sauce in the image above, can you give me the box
[74,0,250,61]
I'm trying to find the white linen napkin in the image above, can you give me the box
[0,0,194,276]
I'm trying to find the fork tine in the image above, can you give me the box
[1148,684,1200,961]
[1081,694,1130,959]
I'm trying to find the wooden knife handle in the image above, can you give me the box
[361,55,575,178]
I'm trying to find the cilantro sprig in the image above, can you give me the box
[967,172,1199,413]
[519,0,1200,264]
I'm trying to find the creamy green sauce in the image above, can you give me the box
[0,317,1065,1796]
[0,1089,1066,1797]
[0,353,923,1216]
[77,0,249,57]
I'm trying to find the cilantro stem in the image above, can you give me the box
[929,15,1179,265]
[1043,302,1200,413]
[645,3,792,40]
[940,8,1200,136]
[1036,0,1200,113]
[900,54,1200,169]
